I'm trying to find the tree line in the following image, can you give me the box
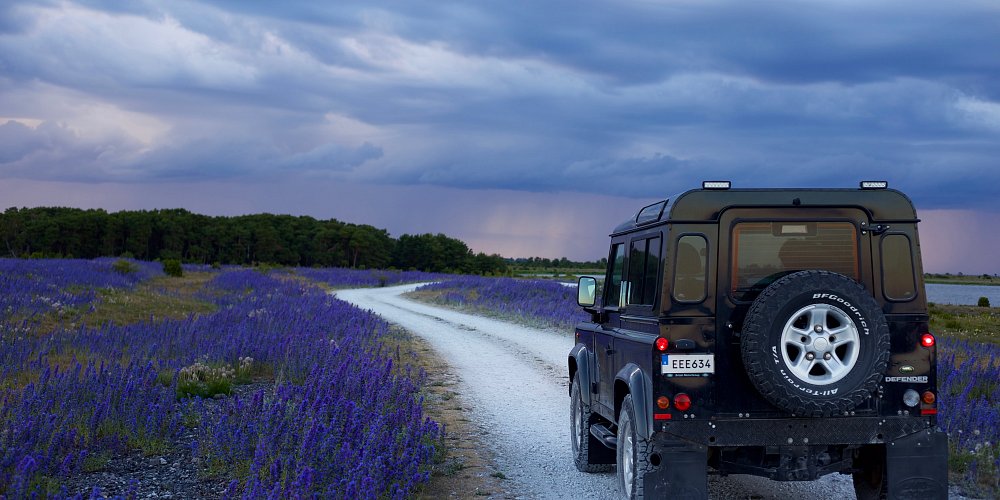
[0,207,508,274]
[507,256,607,270]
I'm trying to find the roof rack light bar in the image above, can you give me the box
[702,181,731,190]
[860,181,889,190]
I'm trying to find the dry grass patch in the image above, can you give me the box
[32,272,219,334]
[384,326,517,499]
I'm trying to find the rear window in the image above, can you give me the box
[731,221,858,300]
[881,234,917,301]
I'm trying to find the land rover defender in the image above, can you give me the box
[568,181,948,499]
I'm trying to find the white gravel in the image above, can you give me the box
[336,284,969,500]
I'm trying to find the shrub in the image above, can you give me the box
[163,259,183,277]
[112,259,139,275]
[978,296,991,308]
[177,361,234,398]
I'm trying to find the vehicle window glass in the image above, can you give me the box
[881,234,916,301]
[673,235,707,303]
[731,221,858,300]
[606,243,626,308]
[628,236,661,306]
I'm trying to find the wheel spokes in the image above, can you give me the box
[780,303,861,385]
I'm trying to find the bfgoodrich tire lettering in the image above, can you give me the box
[741,270,890,417]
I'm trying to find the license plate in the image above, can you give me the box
[661,354,714,375]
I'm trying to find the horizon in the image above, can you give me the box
[1,1,998,273]
[3,193,997,277]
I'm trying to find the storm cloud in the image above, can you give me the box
[0,0,998,267]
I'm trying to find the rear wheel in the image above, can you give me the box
[571,373,613,472]
[616,395,652,499]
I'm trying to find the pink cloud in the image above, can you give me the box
[918,209,1000,275]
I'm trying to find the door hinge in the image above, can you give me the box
[861,222,891,236]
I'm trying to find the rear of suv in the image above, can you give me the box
[568,181,948,499]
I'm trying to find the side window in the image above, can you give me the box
[673,235,707,303]
[627,236,661,306]
[881,234,917,301]
[606,243,627,308]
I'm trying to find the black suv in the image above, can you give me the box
[568,182,947,499]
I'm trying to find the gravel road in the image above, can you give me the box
[336,284,966,500]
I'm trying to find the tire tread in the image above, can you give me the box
[740,270,890,417]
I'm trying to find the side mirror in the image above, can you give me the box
[577,276,597,307]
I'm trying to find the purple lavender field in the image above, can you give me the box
[419,275,999,495]
[1,260,439,498]
[290,267,447,289]
[1,258,162,319]
[416,276,588,330]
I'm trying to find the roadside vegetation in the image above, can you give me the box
[929,302,999,344]
[0,258,440,497]
[409,276,587,330]
[286,267,448,290]
[415,275,1000,498]
[6,258,996,497]
[925,273,1000,286]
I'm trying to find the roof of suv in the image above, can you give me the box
[613,187,918,235]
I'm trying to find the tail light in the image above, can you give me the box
[656,396,670,409]
[920,333,935,348]
[655,337,669,352]
[921,391,936,405]
[674,393,692,411]
[920,390,938,416]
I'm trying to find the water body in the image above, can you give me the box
[925,283,1000,306]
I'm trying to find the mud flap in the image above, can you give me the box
[886,429,948,499]
[643,440,708,499]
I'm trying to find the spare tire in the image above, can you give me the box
[741,270,889,417]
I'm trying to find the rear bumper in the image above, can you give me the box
[640,417,947,497]
[656,415,935,446]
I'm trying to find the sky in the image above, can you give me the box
[0,1,998,273]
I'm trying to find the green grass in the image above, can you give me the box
[928,303,1000,345]
[948,441,999,499]
[31,272,219,335]
[925,273,1000,286]
[510,266,604,281]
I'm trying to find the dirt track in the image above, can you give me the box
[336,284,924,500]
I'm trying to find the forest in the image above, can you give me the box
[0,207,508,274]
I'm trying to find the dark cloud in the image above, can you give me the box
[0,120,42,162]
[0,119,146,180]
[0,0,997,212]
[280,142,383,172]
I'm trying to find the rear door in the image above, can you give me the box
[716,207,872,413]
